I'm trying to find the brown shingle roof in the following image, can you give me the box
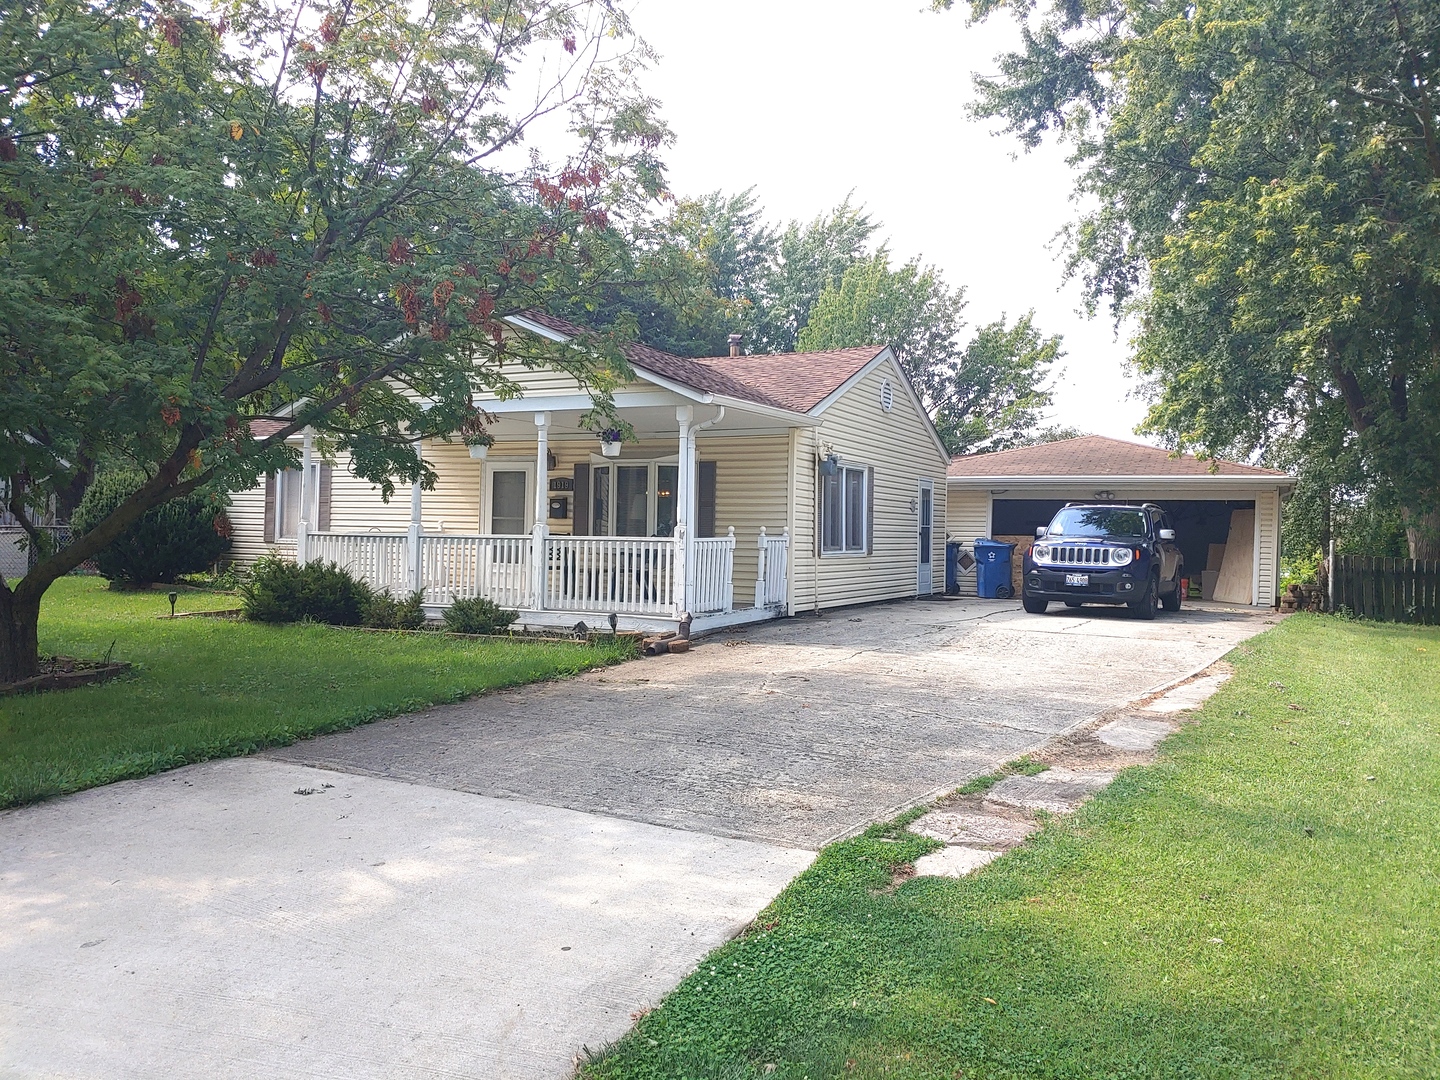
[509,311,790,411]
[694,346,886,413]
[947,435,1287,478]
[248,418,289,439]
[508,311,885,415]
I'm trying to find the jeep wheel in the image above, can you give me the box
[1022,595,1049,614]
[1129,578,1159,620]
[1161,574,1183,612]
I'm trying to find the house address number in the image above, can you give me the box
[549,477,574,492]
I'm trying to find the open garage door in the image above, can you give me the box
[992,498,1257,602]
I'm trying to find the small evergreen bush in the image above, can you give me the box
[239,556,371,625]
[72,471,231,585]
[361,590,428,630]
[441,595,517,635]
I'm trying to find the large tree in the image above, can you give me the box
[948,0,1440,558]
[0,0,664,680]
[798,253,1063,454]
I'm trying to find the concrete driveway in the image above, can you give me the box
[1,598,1273,1079]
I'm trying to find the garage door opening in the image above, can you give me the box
[991,498,1257,602]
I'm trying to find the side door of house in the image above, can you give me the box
[917,479,934,595]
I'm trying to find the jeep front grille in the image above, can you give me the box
[1055,546,1112,565]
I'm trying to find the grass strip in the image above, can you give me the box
[582,614,1440,1079]
[1,577,635,809]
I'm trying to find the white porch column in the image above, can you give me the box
[295,427,314,565]
[675,405,693,615]
[530,411,551,609]
[408,438,424,595]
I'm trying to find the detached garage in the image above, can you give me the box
[946,436,1295,607]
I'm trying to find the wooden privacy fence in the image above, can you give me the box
[1331,556,1440,624]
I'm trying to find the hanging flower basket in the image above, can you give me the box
[599,428,623,458]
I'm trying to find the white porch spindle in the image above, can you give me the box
[756,526,790,609]
[407,438,424,594]
[529,411,551,609]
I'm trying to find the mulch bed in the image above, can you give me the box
[0,655,132,697]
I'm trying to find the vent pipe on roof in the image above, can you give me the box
[727,333,743,358]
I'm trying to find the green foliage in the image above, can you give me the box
[0,577,634,808]
[71,472,230,585]
[0,0,665,677]
[442,595,519,635]
[361,590,428,631]
[959,0,1440,557]
[800,255,1063,454]
[585,616,1440,1077]
[239,557,371,626]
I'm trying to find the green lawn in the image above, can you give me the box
[584,615,1440,1079]
[1,576,633,809]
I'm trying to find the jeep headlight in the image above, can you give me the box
[1032,543,1052,564]
[1109,546,1133,567]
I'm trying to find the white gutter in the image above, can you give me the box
[947,473,1294,491]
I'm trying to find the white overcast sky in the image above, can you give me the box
[609,0,1152,441]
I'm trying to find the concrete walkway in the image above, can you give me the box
[0,597,1275,1078]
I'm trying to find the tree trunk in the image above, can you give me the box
[1405,505,1440,561]
[0,588,42,684]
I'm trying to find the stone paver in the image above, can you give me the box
[910,808,1038,848]
[984,768,1117,815]
[1095,715,1179,752]
[913,846,1000,878]
[1143,671,1232,714]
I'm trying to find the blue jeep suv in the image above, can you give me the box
[1021,503,1184,620]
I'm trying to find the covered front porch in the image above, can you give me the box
[289,392,802,633]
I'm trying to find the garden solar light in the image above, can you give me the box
[168,591,178,618]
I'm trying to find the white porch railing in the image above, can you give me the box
[419,534,531,608]
[298,525,789,619]
[755,526,789,610]
[306,531,410,595]
[543,536,679,615]
[691,529,736,614]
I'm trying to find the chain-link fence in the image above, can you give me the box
[0,526,84,581]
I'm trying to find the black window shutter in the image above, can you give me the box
[697,460,717,538]
[262,473,276,543]
[316,465,332,531]
[572,463,590,535]
[866,466,875,555]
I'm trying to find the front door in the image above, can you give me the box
[486,464,532,535]
[917,480,934,594]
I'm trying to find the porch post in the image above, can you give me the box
[531,411,551,609]
[295,427,314,565]
[408,438,424,595]
[755,526,767,609]
[675,405,693,615]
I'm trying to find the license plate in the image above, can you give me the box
[1065,573,1090,587]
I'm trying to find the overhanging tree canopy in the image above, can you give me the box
[0,0,666,679]
[948,0,1440,558]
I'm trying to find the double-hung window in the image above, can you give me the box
[274,465,320,539]
[821,463,869,555]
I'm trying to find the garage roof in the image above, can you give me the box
[948,435,1287,479]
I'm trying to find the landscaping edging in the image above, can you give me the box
[0,661,132,697]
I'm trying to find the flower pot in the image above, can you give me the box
[600,440,621,458]
[468,443,489,460]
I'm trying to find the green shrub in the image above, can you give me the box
[361,590,428,630]
[441,595,517,635]
[72,471,231,585]
[239,556,371,625]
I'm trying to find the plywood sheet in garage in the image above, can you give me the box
[1213,509,1255,604]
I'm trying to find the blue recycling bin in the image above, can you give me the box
[944,540,964,595]
[974,538,1016,599]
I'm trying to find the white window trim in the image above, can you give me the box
[481,459,536,535]
[820,461,871,557]
[587,454,680,538]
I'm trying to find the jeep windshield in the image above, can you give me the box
[1047,507,1148,538]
